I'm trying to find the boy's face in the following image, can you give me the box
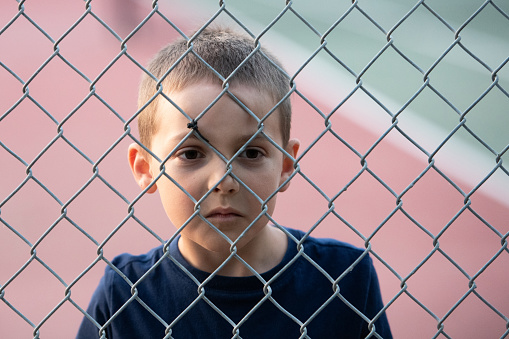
[129,81,299,255]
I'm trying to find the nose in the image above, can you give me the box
[208,158,240,194]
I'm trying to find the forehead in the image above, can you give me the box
[153,82,282,141]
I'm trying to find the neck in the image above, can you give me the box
[178,225,288,277]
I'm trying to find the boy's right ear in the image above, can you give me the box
[128,143,157,194]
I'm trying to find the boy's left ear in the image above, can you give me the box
[279,138,300,192]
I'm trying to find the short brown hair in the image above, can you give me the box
[137,27,292,149]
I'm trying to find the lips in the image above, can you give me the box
[205,207,242,219]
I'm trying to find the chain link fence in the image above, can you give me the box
[1,0,508,338]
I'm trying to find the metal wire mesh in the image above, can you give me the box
[1,0,508,338]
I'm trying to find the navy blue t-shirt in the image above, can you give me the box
[77,228,392,338]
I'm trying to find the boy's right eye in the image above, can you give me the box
[177,149,203,160]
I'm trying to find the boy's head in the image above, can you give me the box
[137,27,292,150]
[129,27,299,271]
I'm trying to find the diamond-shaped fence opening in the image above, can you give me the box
[0,99,58,162]
[1,1,508,338]
[0,13,55,81]
[321,9,390,76]
[465,88,509,153]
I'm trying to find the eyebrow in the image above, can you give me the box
[167,129,275,154]
[167,131,198,143]
[233,132,271,146]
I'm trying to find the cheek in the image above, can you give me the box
[157,178,195,221]
[243,169,282,200]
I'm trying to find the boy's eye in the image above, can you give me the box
[240,149,263,159]
[179,149,203,160]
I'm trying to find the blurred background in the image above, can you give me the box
[1,0,508,338]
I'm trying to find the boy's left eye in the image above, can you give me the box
[239,148,263,159]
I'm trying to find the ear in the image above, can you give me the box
[128,143,157,194]
[278,138,300,193]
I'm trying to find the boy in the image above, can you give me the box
[77,27,392,338]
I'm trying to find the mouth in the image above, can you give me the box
[205,207,242,220]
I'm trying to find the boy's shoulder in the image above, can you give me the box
[286,227,368,257]
[111,245,164,267]
[105,245,166,283]
[285,228,373,275]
